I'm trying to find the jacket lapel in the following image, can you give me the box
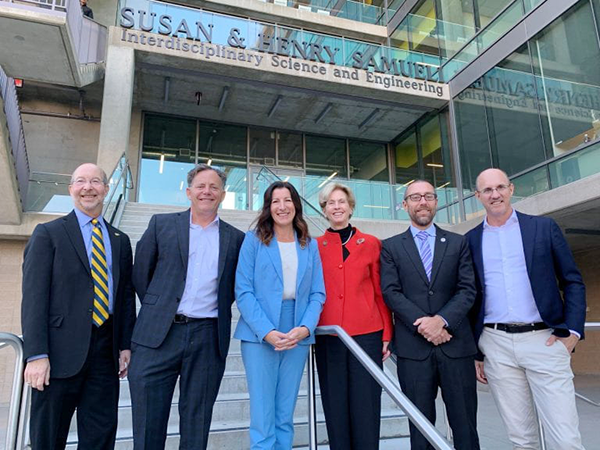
[106,222,121,292]
[266,238,284,284]
[295,239,308,293]
[470,223,485,285]
[429,225,447,286]
[177,210,191,273]
[217,220,230,282]
[63,211,91,276]
[400,230,429,285]
[517,211,535,278]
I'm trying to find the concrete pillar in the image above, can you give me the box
[0,97,23,225]
[97,44,135,175]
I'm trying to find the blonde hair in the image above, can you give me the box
[318,183,356,213]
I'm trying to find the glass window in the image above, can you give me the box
[277,131,303,168]
[394,130,420,185]
[198,122,248,210]
[410,0,440,57]
[249,128,276,165]
[530,1,600,156]
[435,0,476,59]
[475,0,513,30]
[454,84,491,193]
[139,115,196,206]
[349,140,389,182]
[305,135,347,178]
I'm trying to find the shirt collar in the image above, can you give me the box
[74,208,104,229]
[410,223,436,238]
[483,208,518,230]
[189,214,220,230]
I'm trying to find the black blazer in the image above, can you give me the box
[466,211,586,345]
[132,210,245,359]
[21,211,136,378]
[380,225,478,361]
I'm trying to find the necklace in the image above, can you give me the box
[341,229,354,246]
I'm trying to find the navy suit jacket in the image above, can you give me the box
[132,210,244,359]
[21,210,136,378]
[380,225,478,361]
[466,211,586,347]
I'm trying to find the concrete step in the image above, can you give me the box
[66,409,409,449]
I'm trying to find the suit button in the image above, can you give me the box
[338,264,343,269]
[428,290,434,296]
[339,294,343,299]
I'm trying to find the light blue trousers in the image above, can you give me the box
[241,300,309,450]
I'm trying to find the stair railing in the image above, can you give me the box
[307,325,454,450]
[0,333,25,450]
[102,153,133,227]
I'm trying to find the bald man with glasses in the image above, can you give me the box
[466,168,586,449]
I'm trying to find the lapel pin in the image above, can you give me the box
[440,237,446,243]
[357,238,365,245]
[323,241,328,246]
[115,233,120,236]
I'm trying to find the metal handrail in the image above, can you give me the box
[308,325,454,450]
[102,153,133,226]
[0,333,25,450]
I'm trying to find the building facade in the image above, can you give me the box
[0,0,599,388]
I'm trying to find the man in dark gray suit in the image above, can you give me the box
[128,164,245,450]
[380,180,480,450]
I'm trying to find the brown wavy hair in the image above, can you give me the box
[254,181,311,248]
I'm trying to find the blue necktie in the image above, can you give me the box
[91,219,110,327]
[416,231,432,281]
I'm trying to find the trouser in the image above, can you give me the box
[128,318,225,450]
[396,347,480,450]
[315,331,383,450]
[479,327,584,450]
[241,300,309,450]
[30,318,118,450]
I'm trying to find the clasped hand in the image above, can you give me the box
[265,327,309,351]
[414,315,451,346]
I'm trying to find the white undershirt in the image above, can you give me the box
[278,241,298,300]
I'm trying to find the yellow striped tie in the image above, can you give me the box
[91,219,110,327]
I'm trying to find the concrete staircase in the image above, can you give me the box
[66,202,410,449]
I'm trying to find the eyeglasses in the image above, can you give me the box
[71,178,106,187]
[405,193,437,202]
[478,184,511,196]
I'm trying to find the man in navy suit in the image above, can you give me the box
[466,168,586,449]
[22,163,136,449]
[381,180,480,450]
[128,164,244,450]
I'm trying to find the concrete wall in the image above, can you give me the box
[0,239,26,404]
[572,248,600,374]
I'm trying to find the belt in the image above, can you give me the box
[173,314,215,324]
[485,322,548,333]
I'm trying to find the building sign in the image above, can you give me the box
[117,5,448,99]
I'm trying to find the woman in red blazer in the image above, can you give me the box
[316,183,393,450]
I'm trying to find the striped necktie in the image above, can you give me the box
[91,219,110,327]
[416,231,433,281]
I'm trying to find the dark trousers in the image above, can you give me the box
[396,348,480,450]
[30,318,119,450]
[128,319,225,450]
[315,331,383,450]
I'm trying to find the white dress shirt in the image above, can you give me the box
[178,215,220,318]
[278,241,298,300]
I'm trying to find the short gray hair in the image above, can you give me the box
[187,164,227,188]
[318,183,356,211]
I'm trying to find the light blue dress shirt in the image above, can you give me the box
[481,209,543,325]
[74,208,114,313]
[410,224,436,262]
[177,215,220,318]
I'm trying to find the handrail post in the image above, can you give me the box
[307,344,318,450]
[0,333,25,450]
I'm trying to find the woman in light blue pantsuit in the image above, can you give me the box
[234,181,326,450]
